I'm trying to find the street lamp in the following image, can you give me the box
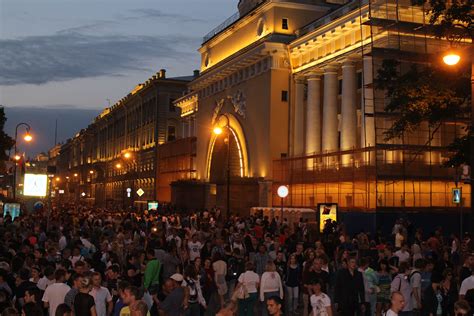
[443,47,474,233]
[115,163,122,169]
[213,114,231,218]
[123,152,132,159]
[13,122,33,200]
[277,185,289,222]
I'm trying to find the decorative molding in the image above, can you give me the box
[212,90,247,124]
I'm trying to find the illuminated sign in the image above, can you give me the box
[452,188,462,204]
[23,174,48,197]
[4,203,20,221]
[137,188,145,197]
[148,201,159,210]
[317,203,338,232]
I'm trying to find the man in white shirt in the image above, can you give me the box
[187,234,202,262]
[386,291,405,316]
[310,280,332,316]
[42,269,71,316]
[37,266,55,291]
[459,271,474,299]
[90,272,113,316]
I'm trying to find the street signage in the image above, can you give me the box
[58,190,65,194]
[126,188,132,193]
[452,188,462,204]
[137,188,145,197]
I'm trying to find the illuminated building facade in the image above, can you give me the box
[52,70,194,208]
[175,0,471,228]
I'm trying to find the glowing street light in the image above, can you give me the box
[89,170,94,174]
[123,152,132,159]
[55,177,60,182]
[443,52,461,66]
[213,127,223,135]
[73,173,78,177]
[24,132,33,142]
[277,185,289,222]
[116,163,122,169]
[14,155,21,161]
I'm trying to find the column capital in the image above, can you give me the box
[323,64,339,75]
[307,70,323,80]
[342,57,358,68]
[294,75,306,84]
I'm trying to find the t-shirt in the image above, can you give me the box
[385,309,398,316]
[459,275,474,296]
[42,282,71,316]
[238,271,260,294]
[74,292,95,316]
[310,293,331,316]
[187,241,202,262]
[37,277,55,291]
[410,271,422,310]
[89,286,112,316]
[159,287,185,315]
[394,250,410,264]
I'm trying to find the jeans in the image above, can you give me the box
[285,286,299,314]
[238,292,257,316]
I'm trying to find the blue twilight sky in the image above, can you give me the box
[0,0,236,155]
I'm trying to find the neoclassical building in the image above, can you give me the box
[175,0,471,228]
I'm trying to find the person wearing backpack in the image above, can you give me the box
[410,259,424,314]
[390,262,413,316]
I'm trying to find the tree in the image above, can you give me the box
[376,1,473,166]
[0,106,14,172]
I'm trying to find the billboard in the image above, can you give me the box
[23,174,48,197]
[4,203,21,221]
[317,203,338,232]
[148,201,159,211]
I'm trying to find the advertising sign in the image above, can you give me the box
[4,203,21,221]
[452,188,462,204]
[23,174,48,197]
[148,201,159,211]
[317,203,338,232]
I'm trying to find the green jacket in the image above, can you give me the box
[143,259,161,290]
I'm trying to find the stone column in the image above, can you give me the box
[294,77,305,156]
[305,71,322,169]
[322,66,339,155]
[361,56,376,164]
[341,59,358,165]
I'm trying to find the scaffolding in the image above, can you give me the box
[272,0,471,211]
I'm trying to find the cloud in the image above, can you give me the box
[0,31,198,85]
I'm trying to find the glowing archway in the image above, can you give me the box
[206,114,249,181]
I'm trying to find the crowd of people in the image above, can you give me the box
[0,205,473,316]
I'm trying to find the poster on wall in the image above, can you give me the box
[23,174,48,197]
[317,203,338,232]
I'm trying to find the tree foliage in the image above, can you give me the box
[375,59,471,141]
[0,106,14,164]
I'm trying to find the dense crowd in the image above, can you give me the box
[0,205,473,316]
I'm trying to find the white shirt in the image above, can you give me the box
[37,277,55,291]
[238,271,260,294]
[59,236,67,251]
[459,275,474,296]
[394,250,410,264]
[385,309,398,316]
[187,241,202,261]
[311,293,331,316]
[42,282,71,316]
[259,272,283,301]
[90,286,112,316]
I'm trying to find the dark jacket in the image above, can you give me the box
[422,286,440,316]
[334,268,365,307]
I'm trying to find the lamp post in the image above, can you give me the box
[443,47,474,233]
[213,114,231,218]
[277,185,289,223]
[13,123,33,200]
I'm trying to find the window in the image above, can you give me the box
[281,90,288,102]
[282,18,289,30]
[167,126,176,142]
[169,98,176,112]
[338,79,343,95]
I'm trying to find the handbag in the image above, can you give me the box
[234,273,249,300]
